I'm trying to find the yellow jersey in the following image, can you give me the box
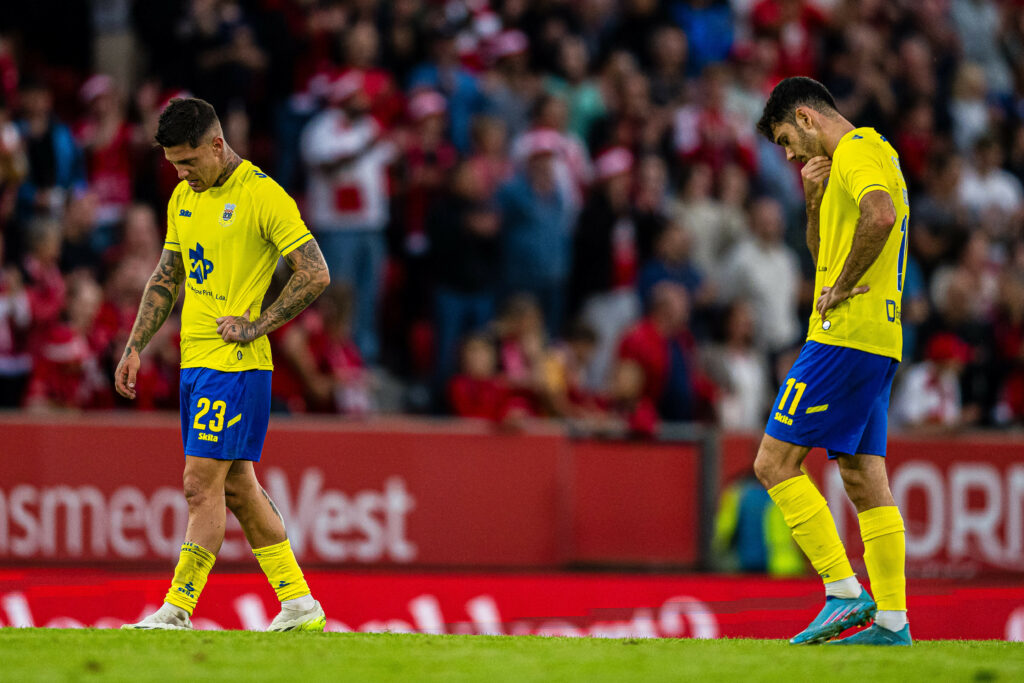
[164,160,313,372]
[808,127,910,361]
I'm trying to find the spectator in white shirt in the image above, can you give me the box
[957,134,1024,240]
[301,70,396,364]
[718,197,801,355]
[893,333,977,430]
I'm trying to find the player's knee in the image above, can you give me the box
[839,467,870,505]
[182,473,219,510]
[753,450,778,488]
[224,479,254,514]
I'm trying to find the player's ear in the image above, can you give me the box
[794,106,813,131]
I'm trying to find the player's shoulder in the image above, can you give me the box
[169,179,191,205]
[237,161,294,205]
[836,128,889,159]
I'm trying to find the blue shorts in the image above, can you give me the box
[764,341,899,458]
[179,368,271,461]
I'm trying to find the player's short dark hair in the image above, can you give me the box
[155,97,220,148]
[756,77,838,141]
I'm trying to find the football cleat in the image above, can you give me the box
[267,599,327,632]
[828,623,913,646]
[789,589,876,645]
[121,604,193,631]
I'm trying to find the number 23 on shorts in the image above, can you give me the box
[193,397,227,432]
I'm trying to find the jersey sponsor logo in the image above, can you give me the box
[179,209,192,217]
[189,243,215,284]
[198,433,219,442]
[219,203,237,227]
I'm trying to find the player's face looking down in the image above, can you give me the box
[163,132,228,193]
[771,107,827,164]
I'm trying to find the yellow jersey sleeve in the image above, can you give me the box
[834,140,889,205]
[255,180,313,257]
[164,184,184,253]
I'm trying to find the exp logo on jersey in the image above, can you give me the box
[189,243,214,284]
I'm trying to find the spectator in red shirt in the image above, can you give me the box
[343,22,404,130]
[24,274,110,411]
[21,218,66,348]
[750,0,828,80]
[494,294,547,416]
[448,332,513,422]
[617,281,715,421]
[466,116,513,200]
[274,284,371,416]
[607,355,659,439]
[102,202,162,274]
[673,64,758,182]
[74,74,138,249]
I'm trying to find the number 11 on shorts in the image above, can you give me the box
[779,378,807,416]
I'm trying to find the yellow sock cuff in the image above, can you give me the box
[164,542,216,615]
[859,506,907,611]
[767,475,827,527]
[253,539,311,602]
[858,506,905,542]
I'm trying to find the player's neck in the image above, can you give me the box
[821,116,856,158]
[213,148,244,187]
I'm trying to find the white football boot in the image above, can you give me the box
[121,603,193,631]
[267,599,327,632]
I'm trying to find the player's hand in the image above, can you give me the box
[216,309,260,344]
[801,156,831,207]
[115,347,141,400]
[816,284,870,323]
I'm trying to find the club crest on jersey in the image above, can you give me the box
[219,203,237,227]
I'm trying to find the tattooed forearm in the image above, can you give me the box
[252,240,330,338]
[124,250,185,356]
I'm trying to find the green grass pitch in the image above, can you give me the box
[1,629,1022,682]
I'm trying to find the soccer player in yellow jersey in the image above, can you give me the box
[753,78,912,646]
[115,98,330,631]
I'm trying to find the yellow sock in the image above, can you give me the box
[253,539,311,602]
[164,542,216,615]
[859,506,906,611]
[767,475,855,583]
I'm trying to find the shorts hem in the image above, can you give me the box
[184,451,261,462]
[765,424,859,458]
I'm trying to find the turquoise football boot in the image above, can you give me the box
[828,623,913,646]
[789,589,876,645]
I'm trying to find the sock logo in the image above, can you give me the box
[179,581,197,598]
[277,580,290,589]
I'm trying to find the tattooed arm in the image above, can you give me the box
[114,249,186,399]
[215,239,330,344]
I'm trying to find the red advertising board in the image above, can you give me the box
[0,415,702,569]
[1,569,1021,641]
[721,433,1024,578]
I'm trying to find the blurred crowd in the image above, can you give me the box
[2,0,1024,435]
